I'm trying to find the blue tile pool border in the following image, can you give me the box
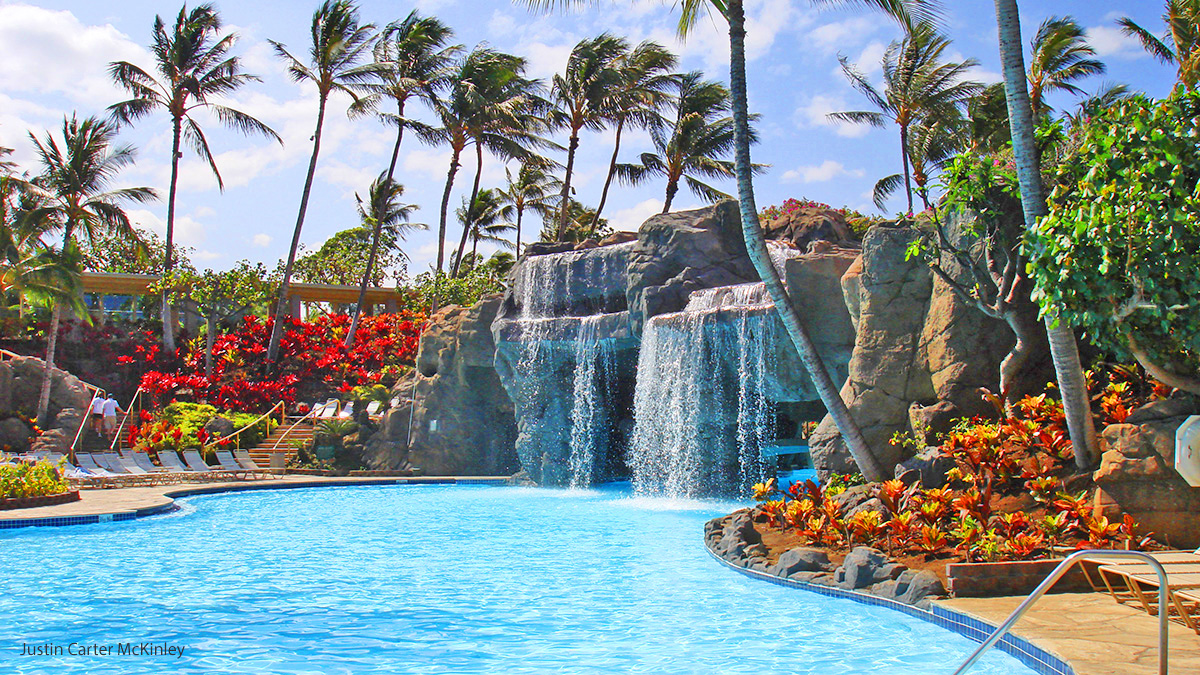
[706,546,1076,675]
[0,477,510,530]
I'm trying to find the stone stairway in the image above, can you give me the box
[247,417,317,467]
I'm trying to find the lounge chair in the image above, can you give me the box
[131,451,170,474]
[234,450,276,478]
[1097,562,1200,627]
[1080,550,1200,591]
[215,450,254,479]
[183,450,236,480]
[1168,588,1200,634]
[365,401,382,418]
[76,453,121,478]
[318,399,339,419]
[338,401,354,419]
[158,450,208,480]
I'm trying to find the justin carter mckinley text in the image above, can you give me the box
[21,642,186,658]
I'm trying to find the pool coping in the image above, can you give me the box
[0,476,510,529]
[706,546,1076,675]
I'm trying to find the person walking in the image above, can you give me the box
[90,395,106,437]
[102,394,124,440]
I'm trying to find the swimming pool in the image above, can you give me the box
[1,485,1034,674]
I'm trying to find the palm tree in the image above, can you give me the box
[266,0,378,363]
[108,3,280,353]
[345,173,421,347]
[549,34,628,239]
[1026,16,1105,119]
[349,11,457,181]
[1118,0,1200,92]
[456,188,515,269]
[1064,82,1134,127]
[872,114,962,210]
[831,22,980,214]
[617,72,750,213]
[591,41,678,229]
[539,197,607,243]
[965,82,1010,153]
[993,0,1098,470]
[26,115,155,426]
[498,161,561,253]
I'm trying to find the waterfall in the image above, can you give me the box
[629,283,778,498]
[567,315,616,488]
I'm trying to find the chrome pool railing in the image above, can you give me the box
[952,549,1169,675]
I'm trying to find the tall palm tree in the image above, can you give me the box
[965,82,1011,153]
[549,34,628,239]
[108,3,280,353]
[456,188,515,269]
[872,114,962,210]
[993,0,1099,470]
[830,22,980,214]
[26,115,155,426]
[266,0,378,363]
[349,11,457,181]
[1027,16,1105,119]
[539,197,607,243]
[1119,0,1200,92]
[498,161,561,253]
[617,72,748,213]
[345,173,421,347]
[591,40,678,229]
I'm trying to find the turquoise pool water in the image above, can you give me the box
[0,485,1033,674]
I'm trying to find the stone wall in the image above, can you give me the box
[0,355,94,455]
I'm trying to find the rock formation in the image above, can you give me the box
[0,355,94,455]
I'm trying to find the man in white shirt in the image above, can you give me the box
[90,395,106,436]
[102,394,123,439]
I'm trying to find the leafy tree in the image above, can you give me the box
[81,229,194,275]
[25,115,153,425]
[349,11,458,180]
[591,41,677,229]
[617,71,750,213]
[831,22,980,214]
[1026,16,1105,119]
[108,3,280,352]
[267,0,378,363]
[497,160,560,253]
[993,0,1098,469]
[548,34,627,238]
[347,174,421,347]
[1064,82,1135,127]
[1118,0,1200,92]
[1028,93,1200,396]
[294,225,406,287]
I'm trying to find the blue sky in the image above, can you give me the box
[0,0,1178,276]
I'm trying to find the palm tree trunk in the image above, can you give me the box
[662,176,678,213]
[451,143,484,277]
[994,0,1098,470]
[592,118,624,228]
[346,218,382,348]
[726,0,887,482]
[435,143,463,275]
[557,128,581,240]
[515,207,524,254]
[162,116,183,354]
[268,93,329,364]
[36,304,61,428]
[900,123,914,215]
[385,99,406,181]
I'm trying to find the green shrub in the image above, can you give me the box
[0,460,68,499]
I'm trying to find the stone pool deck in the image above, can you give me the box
[0,475,510,527]
[937,593,1200,675]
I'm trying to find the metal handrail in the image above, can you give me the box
[953,549,1169,675]
[204,401,285,451]
[68,389,105,462]
[270,405,321,452]
[110,387,144,451]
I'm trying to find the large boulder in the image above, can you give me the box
[2,355,93,421]
[809,222,1015,477]
[762,207,857,251]
[364,296,520,476]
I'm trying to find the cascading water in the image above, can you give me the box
[507,243,634,487]
[630,281,780,498]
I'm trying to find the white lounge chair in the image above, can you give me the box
[234,450,276,478]
[338,401,354,419]
[365,401,382,418]
[215,450,253,479]
[184,450,235,479]
[318,399,339,419]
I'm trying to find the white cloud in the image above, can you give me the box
[781,160,863,183]
[252,233,272,247]
[807,15,890,55]
[1087,25,1148,60]
[609,198,663,232]
[126,208,208,247]
[795,94,873,138]
[317,160,377,198]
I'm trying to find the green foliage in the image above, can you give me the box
[412,263,506,309]
[1027,93,1200,380]
[82,229,195,275]
[157,401,277,448]
[294,226,407,287]
[0,459,68,499]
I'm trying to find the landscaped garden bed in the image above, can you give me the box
[0,489,80,510]
[0,459,75,509]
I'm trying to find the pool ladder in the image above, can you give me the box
[953,549,1170,675]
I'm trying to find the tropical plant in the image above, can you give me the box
[965,83,1010,154]
[1026,16,1105,119]
[456,188,514,270]
[266,0,379,363]
[349,11,457,181]
[346,174,421,347]
[591,41,677,229]
[993,0,1099,469]
[497,160,560,252]
[1027,93,1200,395]
[831,21,981,214]
[26,115,156,425]
[1118,0,1200,92]
[1063,82,1135,127]
[616,71,749,213]
[876,114,961,210]
[108,3,280,353]
[0,459,69,499]
[538,198,610,243]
